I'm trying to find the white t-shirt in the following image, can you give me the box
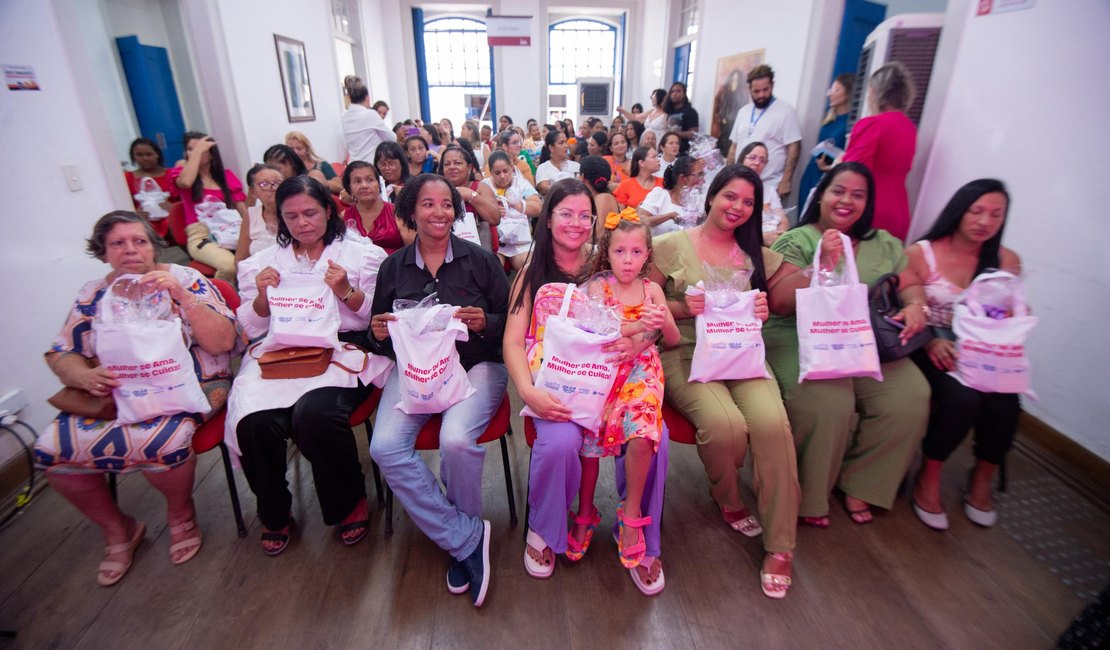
[534,159,580,186]
[729,98,802,189]
[639,186,682,236]
[342,104,394,163]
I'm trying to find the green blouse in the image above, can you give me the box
[764,224,907,336]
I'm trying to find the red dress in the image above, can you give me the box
[343,202,404,254]
[124,170,177,237]
[843,111,916,241]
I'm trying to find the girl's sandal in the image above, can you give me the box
[616,502,652,569]
[564,509,602,562]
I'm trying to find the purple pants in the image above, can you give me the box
[528,420,669,556]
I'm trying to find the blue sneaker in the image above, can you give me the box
[446,559,469,595]
[460,519,491,607]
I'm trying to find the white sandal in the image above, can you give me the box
[760,551,793,600]
[523,529,554,579]
[629,556,665,596]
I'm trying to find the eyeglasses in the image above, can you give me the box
[255,181,281,190]
[744,154,769,164]
[552,210,596,225]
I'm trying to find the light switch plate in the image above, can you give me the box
[62,163,83,191]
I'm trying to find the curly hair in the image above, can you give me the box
[579,156,612,195]
[393,173,464,231]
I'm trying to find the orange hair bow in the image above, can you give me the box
[604,207,640,230]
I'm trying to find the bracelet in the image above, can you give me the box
[341,287,357,303]
[906,302,930,315]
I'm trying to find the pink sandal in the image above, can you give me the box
[616,503,651,569]
[565,509,602,562]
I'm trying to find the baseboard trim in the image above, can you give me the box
[1013,412,1110,514]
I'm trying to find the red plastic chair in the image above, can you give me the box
[662,402,697,445]
[108,278,246,536]
[383,395,517,535]
[166,202,217,277]
[331,161,347,178]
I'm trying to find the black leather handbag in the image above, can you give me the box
[869,273,933,362]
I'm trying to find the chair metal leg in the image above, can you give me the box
[108,473,118,503]
[363,419,384,508]
[384,485,394,536]
[218,442,248,538]
[499,436,517,527]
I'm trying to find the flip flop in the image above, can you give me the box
[523,529,555,579]
[98,519,146,587]
[261,522,291,557]
[168,517,203,565]
[629,556,665,596]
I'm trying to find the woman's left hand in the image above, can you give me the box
[454,306,487,332]
[891,303,927,342]
[140,269,187,303]
[754,291,770,322]
[324,259,351,298]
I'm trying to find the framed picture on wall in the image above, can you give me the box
[712,49,764,153]
[274,35,315,122]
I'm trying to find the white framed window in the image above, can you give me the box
[680,0,699,36]
[424,17,491,87]
[548,19,617,85]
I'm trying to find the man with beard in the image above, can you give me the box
[726,65,802,202]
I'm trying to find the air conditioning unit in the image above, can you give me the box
[851,13,943,126]
[576,77,614,118]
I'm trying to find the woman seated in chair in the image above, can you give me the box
[367,174,510,608]
[227,175,388,556]
[124,137,177,238]
[34,211,239,587]
[170,131,247,282]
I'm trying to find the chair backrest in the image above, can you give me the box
[209,277,240,310]
[167,201,188,248]
[331,161,347,177]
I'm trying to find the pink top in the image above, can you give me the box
[843,111,916,241]
[918,240,963,328]
[343,202,404,254]
[167,167,246,225]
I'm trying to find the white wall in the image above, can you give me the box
[912,0,1110,460]
[629,0,669,109]
[0,0,128,459]
[216,0,347,166]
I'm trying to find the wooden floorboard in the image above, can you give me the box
[1,411,1106,649]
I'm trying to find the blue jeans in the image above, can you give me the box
[370,362,508,560]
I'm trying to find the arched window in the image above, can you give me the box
[424,17,490,87]
[417,15,494,128]
[548,19,617,85]
[547,18,620,123]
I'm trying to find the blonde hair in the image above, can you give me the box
[285,131,321,165]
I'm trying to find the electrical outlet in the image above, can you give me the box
[0,390,28,417]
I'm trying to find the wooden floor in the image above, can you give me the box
[2,400,1108,649]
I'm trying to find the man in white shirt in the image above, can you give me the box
[726,65,802,202]
[341,76,394,163]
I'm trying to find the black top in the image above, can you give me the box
[369,234,509,369]
[668,104,699,132]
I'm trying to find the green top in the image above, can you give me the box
[654,229,783,349]
[764,224,907,336]
[316,160,338,180]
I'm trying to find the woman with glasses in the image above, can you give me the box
[738,142,789,246]
[374,141,410,204]
[235,164,283,263]
[503,179,664,583]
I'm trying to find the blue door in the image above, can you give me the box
[832,0,887,78]
[673,44,691,85]
[116,35,186,163]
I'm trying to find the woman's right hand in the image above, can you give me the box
[522,385,572,422]
[370,313,396,341]
[684,292,706,317]
[254,266,281,300]
[926,338,958,371]
[819,227,845,269]
[75,364,120,397]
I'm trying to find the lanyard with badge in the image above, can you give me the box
[748,97,775,137]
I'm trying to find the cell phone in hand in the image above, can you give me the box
[881,314,905,329]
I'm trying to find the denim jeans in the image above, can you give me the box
[370,362,508,560]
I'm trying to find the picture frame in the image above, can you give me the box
[711,49,765,148]
[274,35,315,122]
